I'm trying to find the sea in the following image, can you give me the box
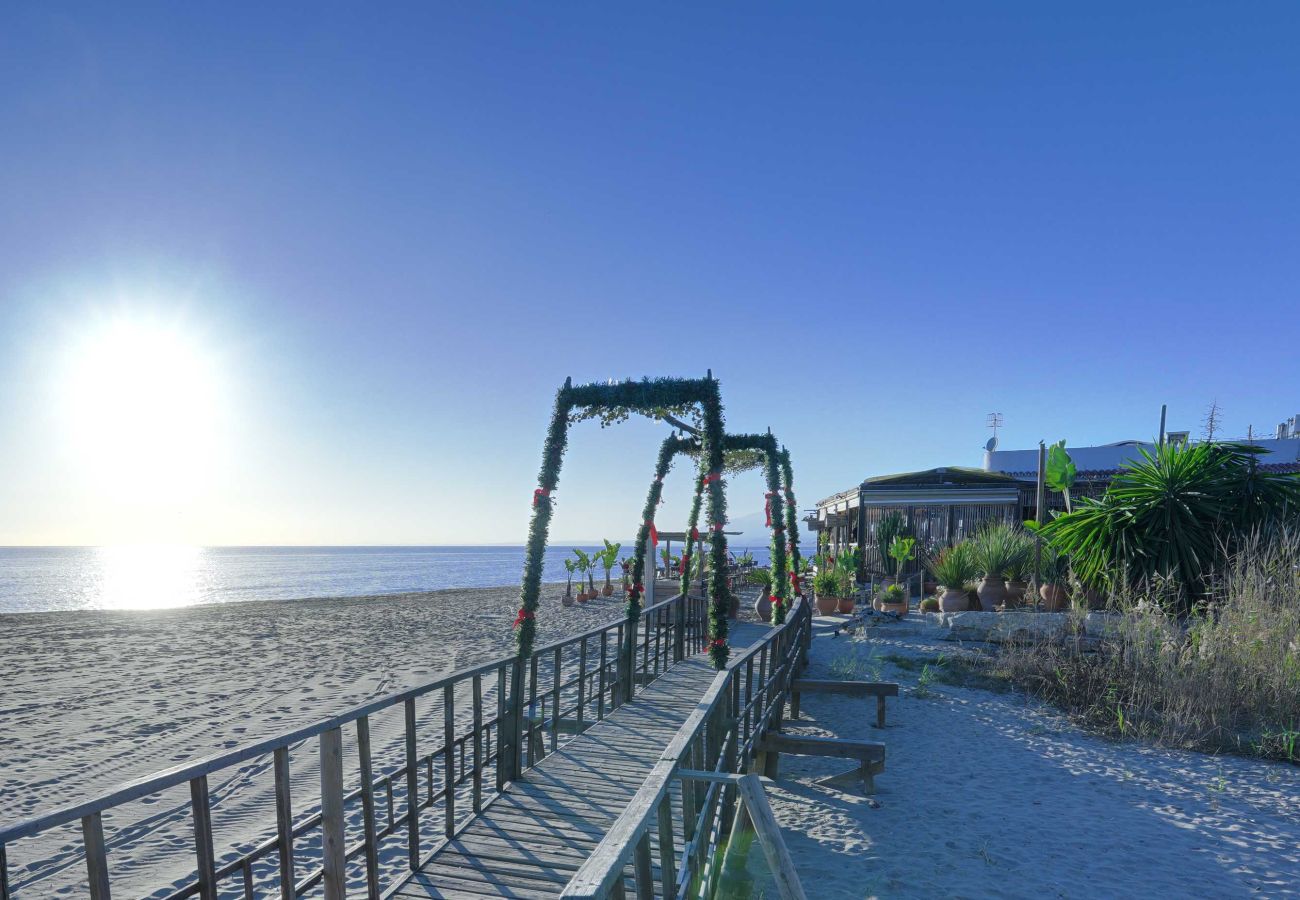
[0,544,793,615]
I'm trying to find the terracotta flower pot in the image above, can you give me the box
[1040,583,1069,611]
[920,597,940,613]
[1005,581,1028,608]
[923,581,938,596]
[562,592,576,607]
[836,596,855,614]
[882,600,908,617]
[815,593,838,616]
[1085,588,1108,610]
[754,594,773,623]
[576,590,589,603]
[977,576,1008,612]
[938,587,968,613]
[602,583,613,597]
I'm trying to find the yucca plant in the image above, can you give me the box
[971,523,1031,580]
[598,539,621,594]
[1041,442,1300,606]
[928,542,976,590]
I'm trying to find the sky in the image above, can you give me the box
[2,2,1299,546]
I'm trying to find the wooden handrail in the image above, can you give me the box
[0,591,692,856]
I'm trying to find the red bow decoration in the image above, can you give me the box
[701,471,722,485]
[764,491,776,527]
[690,527,699,541]
[790,570,800,593]
[628,582,644,595]
[512,608,535,628]
[678,553,688,575]
[645,519,658,546]
[533,488,550,507]
[771,594,784,608]
[710,522,726,532]
[709,638,727,649]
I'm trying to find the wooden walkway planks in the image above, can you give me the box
[394,622,769,899]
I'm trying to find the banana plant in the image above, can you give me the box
[599,539,621,594]
[572,548,595,598]
[563,558,577,599]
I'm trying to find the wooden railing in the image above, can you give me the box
[561,596,812,900]
[0,592,708,900]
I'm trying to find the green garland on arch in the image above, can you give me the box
[777,446,802,625]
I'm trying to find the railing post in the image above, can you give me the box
[443,684,456,837]
[81,812,112,900]
[674,593,686,661]
[273,748,295,900]
[190,777,218,900]
[404,698,421,869]
[620,619,638,705]
[356,718,381,900]
[320,728,346,900]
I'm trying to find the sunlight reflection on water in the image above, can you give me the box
[94,544,208,610]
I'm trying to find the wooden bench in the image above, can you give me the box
[789,678,899,727]
[755,733,887,792]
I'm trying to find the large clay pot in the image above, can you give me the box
[923,580,938,596]
[754,594,773,623]
[977,576,1009,612]
[882,599,908,617]
[938,587,968,613]
[836,596,855,614]
[815,593,838,616]
[1040,583,1069,612]
[1085,588,1108,610]
[602,583,613,597]
[1005,581,1029,608]
[562,592,576,607]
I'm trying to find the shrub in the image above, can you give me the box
[881,583,906,603]
[1040,441,1300,607]
[996,532,1300,762]
[812,568,839,597]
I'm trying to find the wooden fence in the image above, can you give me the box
[0,592,709,900]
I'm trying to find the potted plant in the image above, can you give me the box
[879,582,908,616]
[1002,534,1035,608]
[928,542,976,613]
[562,558,577,606]
[746,569,774,622]
[1039,546,1070,611]
[887,536,917,594]
[875,512,908,585]
[919,594,940,613]
[971,524,1030,612]
[572,548,593,602]
[812,568,839,616]
[598,540,621,596]
[833,564,856,614]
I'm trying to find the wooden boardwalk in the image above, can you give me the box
[392,622,770,899]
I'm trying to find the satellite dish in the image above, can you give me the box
[985,436,999,452]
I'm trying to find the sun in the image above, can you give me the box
[58,317,225,501]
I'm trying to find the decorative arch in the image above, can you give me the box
[516,376,730,663]
[630,430,804,650]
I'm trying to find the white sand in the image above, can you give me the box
[758,618,1300,898]
[0,582,660,897]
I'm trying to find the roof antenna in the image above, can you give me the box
[563,376,572,389]
[706,368,713,380]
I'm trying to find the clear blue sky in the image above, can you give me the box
[2,3,1298,545]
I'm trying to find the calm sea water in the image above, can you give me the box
[0,544,784,615]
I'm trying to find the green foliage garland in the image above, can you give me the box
[778,447,802,625]
[722,433,790,630]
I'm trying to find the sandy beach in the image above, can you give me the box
[756,618,1300,898]
[0,582,669,897]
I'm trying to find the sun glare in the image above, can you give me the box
[59,318,225,501]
